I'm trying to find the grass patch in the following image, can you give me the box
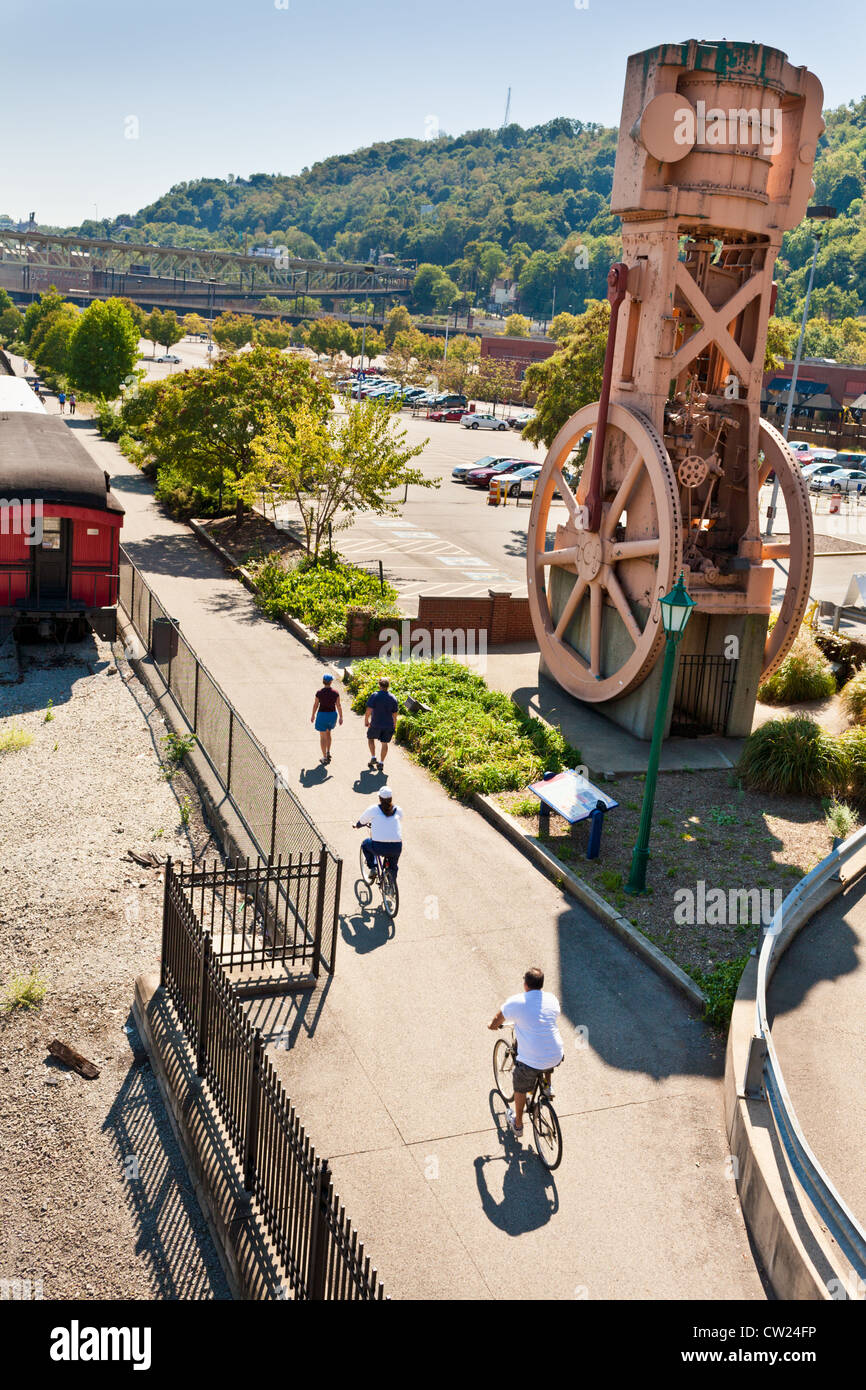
[825,798,860,841]
[250,554,400,645]
[692,956,750,1029]
[161,731,196,778]
[841,667,866,726]
[0,727,33,753]
[3,969,47,1012]
[345,658,580,799]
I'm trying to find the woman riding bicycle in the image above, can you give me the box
[354,786,403,883]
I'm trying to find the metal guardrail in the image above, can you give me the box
[748,828,866,1280]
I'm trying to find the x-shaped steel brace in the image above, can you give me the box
[670,261,763,387]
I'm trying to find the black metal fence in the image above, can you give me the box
[118,548,341,977]
[671,653,738,737]
[161,859,385,1300]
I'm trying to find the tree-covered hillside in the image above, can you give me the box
[73,97,866,321]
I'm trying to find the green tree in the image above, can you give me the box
[31,303,80,380]
[504,313,531,337]
[143,308,183,356]
[476,358,521,415]
[247,397,434,560]
[522,298,609,446]
[211,312,256,354]
[115,297,146,333]
[67,298,140,397]
[22,289,67,350]
[549,311,581,342]
[0,293,23,345]
[384,303,412,346]
[140,346,332,526]
[253,317,292,348]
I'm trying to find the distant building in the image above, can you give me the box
[762,360,866,416]
[489,277,518,310]
[481,334,557,380]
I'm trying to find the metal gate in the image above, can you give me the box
[671,654,737,737]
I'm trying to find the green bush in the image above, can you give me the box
[693,956,749,1029]
[345,658,581,798]
[250,555,400,645]
[757,625,836,704]
[841,667,866,725]
[737,716,850,797]
[154,463,220,517]
[94,397,124,441]
[824,798,860,840]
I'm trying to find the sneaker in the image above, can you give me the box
[324,753,331,764]
[367,757,377,770]
[506,1107,523,1137]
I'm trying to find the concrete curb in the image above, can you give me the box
[188,517,322,655]
[724,846,866,1300]
[472,792,707,1011]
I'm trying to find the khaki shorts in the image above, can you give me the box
[513,1057,561,1094]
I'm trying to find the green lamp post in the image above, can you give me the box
[625,572,695,896]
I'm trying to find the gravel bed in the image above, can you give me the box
[0,634,229,1300]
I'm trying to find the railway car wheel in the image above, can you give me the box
[758,420,814,681]
[526,402,681,703]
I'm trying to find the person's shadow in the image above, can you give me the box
[299,765,328,787]
[353,769,386,794]
[473,1095,559,1235]
[339,904,394,953]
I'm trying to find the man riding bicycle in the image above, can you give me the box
[354,786,403,883]
[489,967,563,1138]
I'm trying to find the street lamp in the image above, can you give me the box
[766,204,837,536]
[625,572,696,895]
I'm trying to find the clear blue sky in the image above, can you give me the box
[4,0,863,226]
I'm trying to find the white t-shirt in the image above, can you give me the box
[360,804,404,843]
[501,989,563,1070]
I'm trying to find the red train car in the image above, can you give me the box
[0,377,124,640]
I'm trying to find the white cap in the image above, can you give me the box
[378,786,393,800]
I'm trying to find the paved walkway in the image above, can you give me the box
[54,406,763,1300]
[768,872,866,1232]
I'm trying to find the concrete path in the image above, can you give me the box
[768,873,866,1232]
[53,408,763,1300]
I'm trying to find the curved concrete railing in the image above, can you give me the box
[726,827,866,1299]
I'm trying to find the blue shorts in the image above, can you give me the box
[315,711,338,731]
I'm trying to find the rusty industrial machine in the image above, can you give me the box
[527,40,823,738]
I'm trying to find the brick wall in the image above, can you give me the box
[344,591,535,656]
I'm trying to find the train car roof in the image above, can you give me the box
[0,375,48,414]
[0,410,124,514]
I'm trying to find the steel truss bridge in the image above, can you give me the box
[0,228,414,317]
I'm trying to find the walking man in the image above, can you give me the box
[57,390,66,414]
[364,674,399,771]
[311,671,342,765]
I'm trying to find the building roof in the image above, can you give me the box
[0,409,124,513]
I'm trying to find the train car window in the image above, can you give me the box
[41,518,62,551]
[86,528,99,536]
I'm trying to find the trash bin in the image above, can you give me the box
[151,616,179,664]
[829,492,842,515]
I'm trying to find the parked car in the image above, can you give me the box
[156,353,182,363]
[461,413,510,431]
[788,440,815,462]
[801,460,851,481]
[810,468,866,494]
[451,455,515,482]
[828,451,866,470]
[490,463,542,497]
[428,407,464,422]
[434,393,468,409]
[467,458,531,488]
[507,410,536,430]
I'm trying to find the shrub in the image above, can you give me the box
[693,956,749,1029]
[737,716,850,797]
[841,667,866,725]
[825,799,860,841]
[94,397,124,441]
[840,727,866,803]
[154,463,220,518]
[344,658,580,798]
[757,625,836,704]
[250,555,400,645]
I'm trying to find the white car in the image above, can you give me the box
[156,353,182,363]
[461,413,510,431]
[451,454,514,482]
[491,464,542,497]
[809,468,866,494]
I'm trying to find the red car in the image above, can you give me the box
[428,408,464,422]
[466,458,533,488]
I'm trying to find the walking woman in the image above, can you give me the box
[311,671,343,765]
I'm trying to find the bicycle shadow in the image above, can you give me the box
[473,1093,559,1236]
[339,893,395,954]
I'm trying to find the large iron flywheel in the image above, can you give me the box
[526,402,681,703]
[758,419,815,682]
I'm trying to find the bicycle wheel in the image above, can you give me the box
[531,1095,562,1171]
[381,867,399,918]
[359,842,373,885]
[493,1038,515,1102]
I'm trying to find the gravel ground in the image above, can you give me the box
[0,634,230,1300]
